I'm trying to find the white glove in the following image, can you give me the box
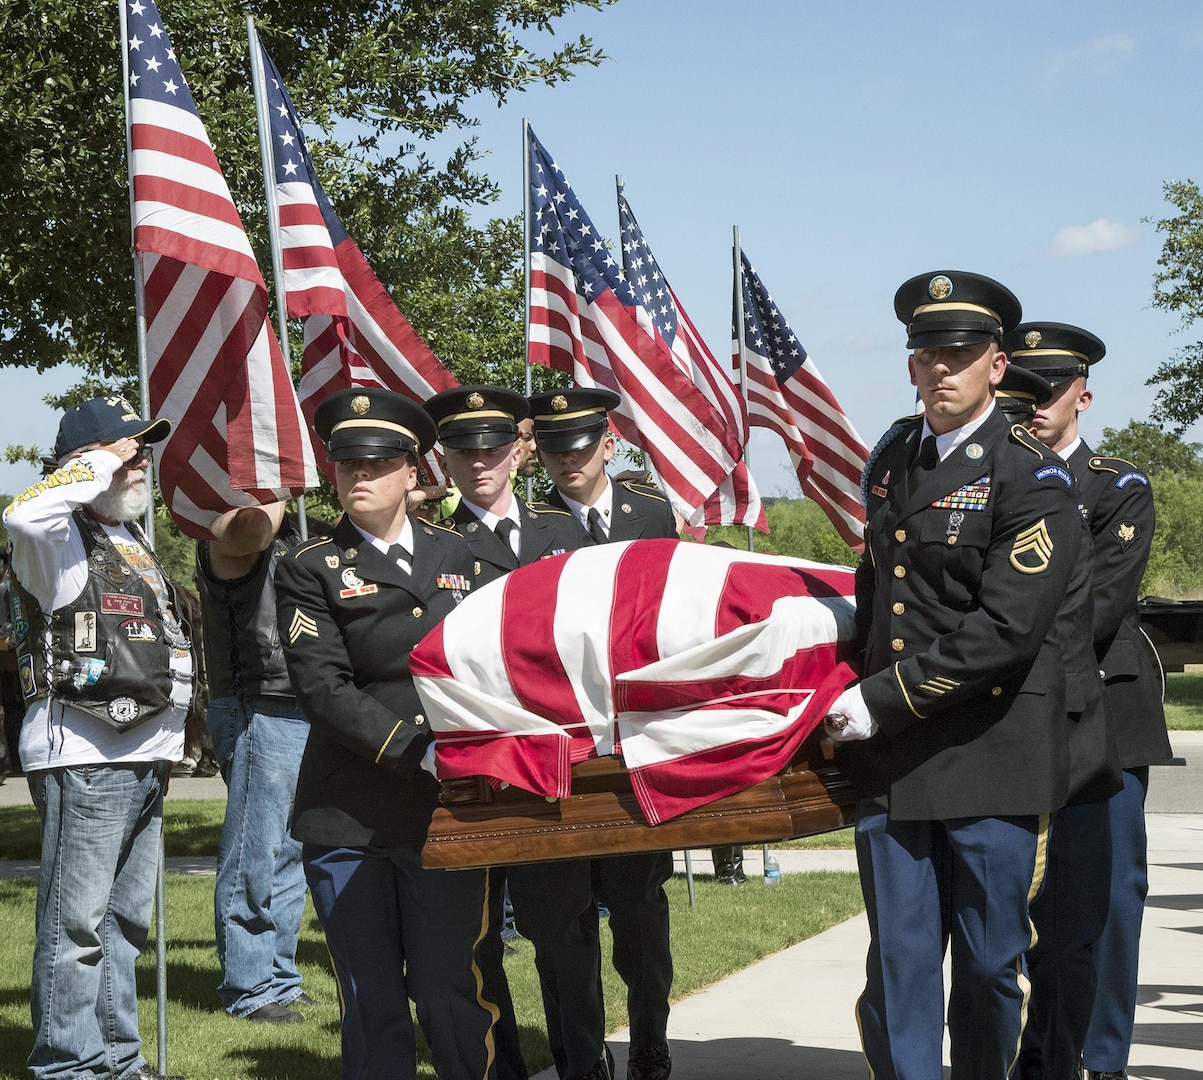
[823,684,878,742]
[419,740,440,778]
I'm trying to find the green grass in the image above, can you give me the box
[1164,670,1203,730]
[0,869,863,1080]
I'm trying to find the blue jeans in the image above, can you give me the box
[27,762,168,1080]
[209,695,309,1017]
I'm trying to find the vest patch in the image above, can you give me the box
[101,593,144,616]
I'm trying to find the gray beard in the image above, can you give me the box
[90,475,151,524]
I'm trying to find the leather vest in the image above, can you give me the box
[196,521,300,699]
[10,509,187,731]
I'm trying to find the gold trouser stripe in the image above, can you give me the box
[323,939,347,1022]
[895,663,926,719]
[471,868,500,1079]
[1010,812,1052,1074]
[375,720,405,763]
[853,989,875,1080]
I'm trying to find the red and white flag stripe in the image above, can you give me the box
[125,6,317,541]
[411,540,858,824]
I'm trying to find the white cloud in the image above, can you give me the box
[1047,218,1141,258]
[1045,33,1137,77]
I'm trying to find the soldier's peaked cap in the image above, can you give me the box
[528,386,621,453]
[1002,322,1106,385]
[995,363,1055,419]
[423,385,528,450]
[894,270,1022,349]
[314,387,436,461]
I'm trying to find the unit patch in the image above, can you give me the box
[1035,465,1074,487]
[1009,519,1054,574]
[101,593,144,616]
[1113,520,1139,550]
[931,476,991,510]
[74,611,99,652]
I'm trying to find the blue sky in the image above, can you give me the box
[5,0,1202,500]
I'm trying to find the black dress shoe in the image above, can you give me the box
[628,1042,671,1080]
[291,991,317,1006]
[124,1067,184,1080]
[245,1001,304,1023]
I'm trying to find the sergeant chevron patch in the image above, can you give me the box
[1009,519,1053,574]
[289,609,319,644]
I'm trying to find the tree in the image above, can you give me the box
[0,0,607,388]
[1146,179,1203,430]
[1095,420,1203,478]
[706,498,859,566]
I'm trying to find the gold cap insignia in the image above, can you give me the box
[928,275,953,301]
[1009,518,1054,574]
[351,395,371,415]
[466,392,485,410]
[1024,330,1042,349]
[551,394,568,412]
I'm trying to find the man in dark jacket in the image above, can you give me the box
[1009,322,1173,1080]
[826,272,1088,1078]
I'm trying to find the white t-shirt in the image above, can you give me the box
[3,451,188,771]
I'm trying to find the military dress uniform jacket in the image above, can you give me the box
[1069,443,1172,768]
[274,514,476,848]
[547,477,678,541]
[446,499,591,587]
[839,407,1087,821]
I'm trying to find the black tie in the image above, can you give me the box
[387,543,412,570]
[907,436,938,496]
[494,517,517,555]
[586,507,608,545]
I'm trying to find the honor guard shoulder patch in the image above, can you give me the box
[1009,518,1054,574]
[1113,520,1139,549]
[1034,465,1073,487]
[1115,470,1149,489]
[288,609,319,644]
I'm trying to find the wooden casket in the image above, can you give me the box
[422,734,855,869]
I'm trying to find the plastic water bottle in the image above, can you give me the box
[764,853,781,886]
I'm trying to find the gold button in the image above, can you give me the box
[891,638,905,652]
[893,565,906,579]
[895,529,906,542]
[892,602,905,615]
[992,686,1002,697]
[412,606,423,617]
[414,714,425,726]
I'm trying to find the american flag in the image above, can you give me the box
[411,539,858,825]
[527,128,745,524]
[735,252,869,551]
[124,0,317,538]
[256,39,457,483]
[616,186,765,531]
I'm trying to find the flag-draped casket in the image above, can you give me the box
[411,540,860,867]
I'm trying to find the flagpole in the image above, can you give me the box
[247,16,308,540]
[732,226,754,553]
[119,0,169,1070]
[522,118,533,502]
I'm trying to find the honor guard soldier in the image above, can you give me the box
[995,362,1055,423]
[825,271,1090,1079]
[529,386,675,1080]
[274,388,499,1080]
[1008,323,1172,1080]
[423,383,590,1080]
